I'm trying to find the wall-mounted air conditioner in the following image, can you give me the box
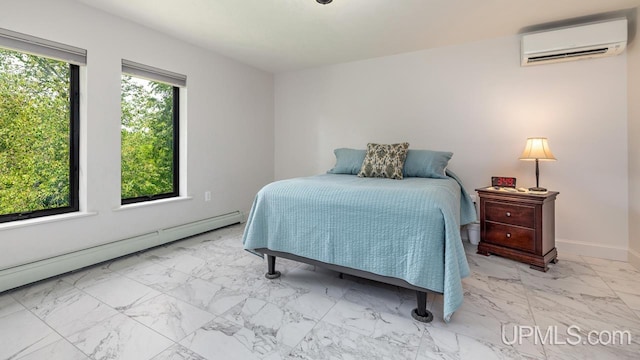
[521,18,627,66]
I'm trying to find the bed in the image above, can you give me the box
[242,170,476,322]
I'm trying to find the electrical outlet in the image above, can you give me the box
[205,191,211,202]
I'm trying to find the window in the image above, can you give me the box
[121,60,185,204]
[0,28,84,223]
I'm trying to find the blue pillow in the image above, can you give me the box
[403,149,453,179]
[327,148,366,175]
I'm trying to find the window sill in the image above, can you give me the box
[0,211,98,232]
[114,196,193,212]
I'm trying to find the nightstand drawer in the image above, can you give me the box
[484,222,535,252]
[485,201,534,228]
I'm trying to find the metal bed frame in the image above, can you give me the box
[255,248,438,323]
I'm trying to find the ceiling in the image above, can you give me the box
[76,0,640,73]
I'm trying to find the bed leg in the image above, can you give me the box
[265,255,281,279]
[411,291,433,323]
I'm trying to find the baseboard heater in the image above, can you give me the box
[0,211,244,293]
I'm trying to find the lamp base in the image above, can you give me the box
[528,187,548,194]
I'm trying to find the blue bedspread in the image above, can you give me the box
[243,172,476,322]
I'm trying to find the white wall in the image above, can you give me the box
[628,8,640,269]
[275,35,629,259]
[0,0,274,269]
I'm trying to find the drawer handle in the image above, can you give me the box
[506,212,511,217]
[506,233,511,238]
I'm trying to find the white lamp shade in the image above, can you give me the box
[520,137,556,161]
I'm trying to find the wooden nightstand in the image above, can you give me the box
[475,187,559,272]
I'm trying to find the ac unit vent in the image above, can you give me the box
[526,47,608,63]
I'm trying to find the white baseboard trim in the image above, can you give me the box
[556,238,628,261]
[0,211,244,293]
[628,247,640,270]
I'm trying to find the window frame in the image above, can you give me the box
[0,61,80,223]
[120,81,180,205]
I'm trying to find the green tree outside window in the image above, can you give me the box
[0,48,73,216]
[121,75,176,201]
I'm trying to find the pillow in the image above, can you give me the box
[403,149,453,179]
[357,142,409,180]
[327,148,366,175]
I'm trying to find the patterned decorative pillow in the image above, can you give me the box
[357,142,410,180]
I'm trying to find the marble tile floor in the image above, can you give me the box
[1,223,640,360]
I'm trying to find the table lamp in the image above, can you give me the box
[519,137,556,192]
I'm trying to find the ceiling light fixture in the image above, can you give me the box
[316,0,333,4]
